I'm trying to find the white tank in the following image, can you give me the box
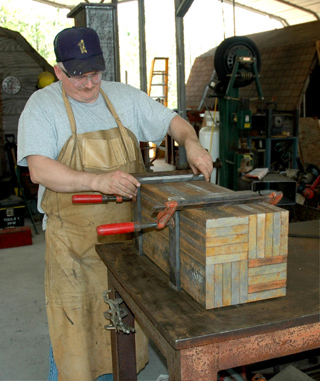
[199,111,220,184]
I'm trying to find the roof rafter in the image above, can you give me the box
[221,0,289,26]
[32,0,73,9]
[275,0,320,21]
[32,0,136,9]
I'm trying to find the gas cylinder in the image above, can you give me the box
[199,111,220,183]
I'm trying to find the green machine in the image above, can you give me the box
[211,36,264,190]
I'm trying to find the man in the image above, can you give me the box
[17,27,213,380]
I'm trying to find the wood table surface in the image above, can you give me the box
[96,220,320,380]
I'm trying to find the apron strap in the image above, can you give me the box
[62,87,78,165]
[62,87,77,136]
[100,89,136,162]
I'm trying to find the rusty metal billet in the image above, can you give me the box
[151,190,283,215]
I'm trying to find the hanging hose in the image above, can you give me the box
[209,97,219,156]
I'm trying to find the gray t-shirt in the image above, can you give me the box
[17,80,176,219]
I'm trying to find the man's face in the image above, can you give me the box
[54,65,101,103]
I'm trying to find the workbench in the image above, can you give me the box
[96,220,320,380]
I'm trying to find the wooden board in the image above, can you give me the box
[299,117,320,169]
[140,181,289,309]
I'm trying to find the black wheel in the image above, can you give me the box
[214,36,261,88]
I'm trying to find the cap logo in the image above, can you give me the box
[78,39,87,54]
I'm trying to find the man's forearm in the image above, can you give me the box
[168,114,200,147]
[27,155,100,192]
[26,155,140,198]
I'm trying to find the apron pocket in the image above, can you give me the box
[83,137,133,171]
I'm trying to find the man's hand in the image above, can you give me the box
[168,115,214,181]
[185,141,213,182]
[93,171,140,198]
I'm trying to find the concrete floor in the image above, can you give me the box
[0,158,173,381]
[0,222,169,381]
[0,225,50,381]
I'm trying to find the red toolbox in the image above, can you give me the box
[0,226,32,249]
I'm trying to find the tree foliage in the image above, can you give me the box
[0,0,73,65]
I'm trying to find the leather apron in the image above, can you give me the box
[41,88,147,380]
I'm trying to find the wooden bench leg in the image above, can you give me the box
[109,288,137,381]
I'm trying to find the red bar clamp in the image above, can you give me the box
[156,200,178,229]
[72,194,131,204]
[97,200,178,236]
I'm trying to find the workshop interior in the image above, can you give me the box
[0,1,319,381]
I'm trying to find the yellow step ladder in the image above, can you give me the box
[147,57,169,107]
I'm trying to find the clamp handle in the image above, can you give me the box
[97,222,158,235]
[72,195,104,204]
[97,222,135,235]
[72,195,130,204]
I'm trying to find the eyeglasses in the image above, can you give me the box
[60,67,102,88]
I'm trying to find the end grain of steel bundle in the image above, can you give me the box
[140,180,288,309]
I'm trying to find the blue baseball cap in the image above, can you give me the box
[54,27,106,75]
